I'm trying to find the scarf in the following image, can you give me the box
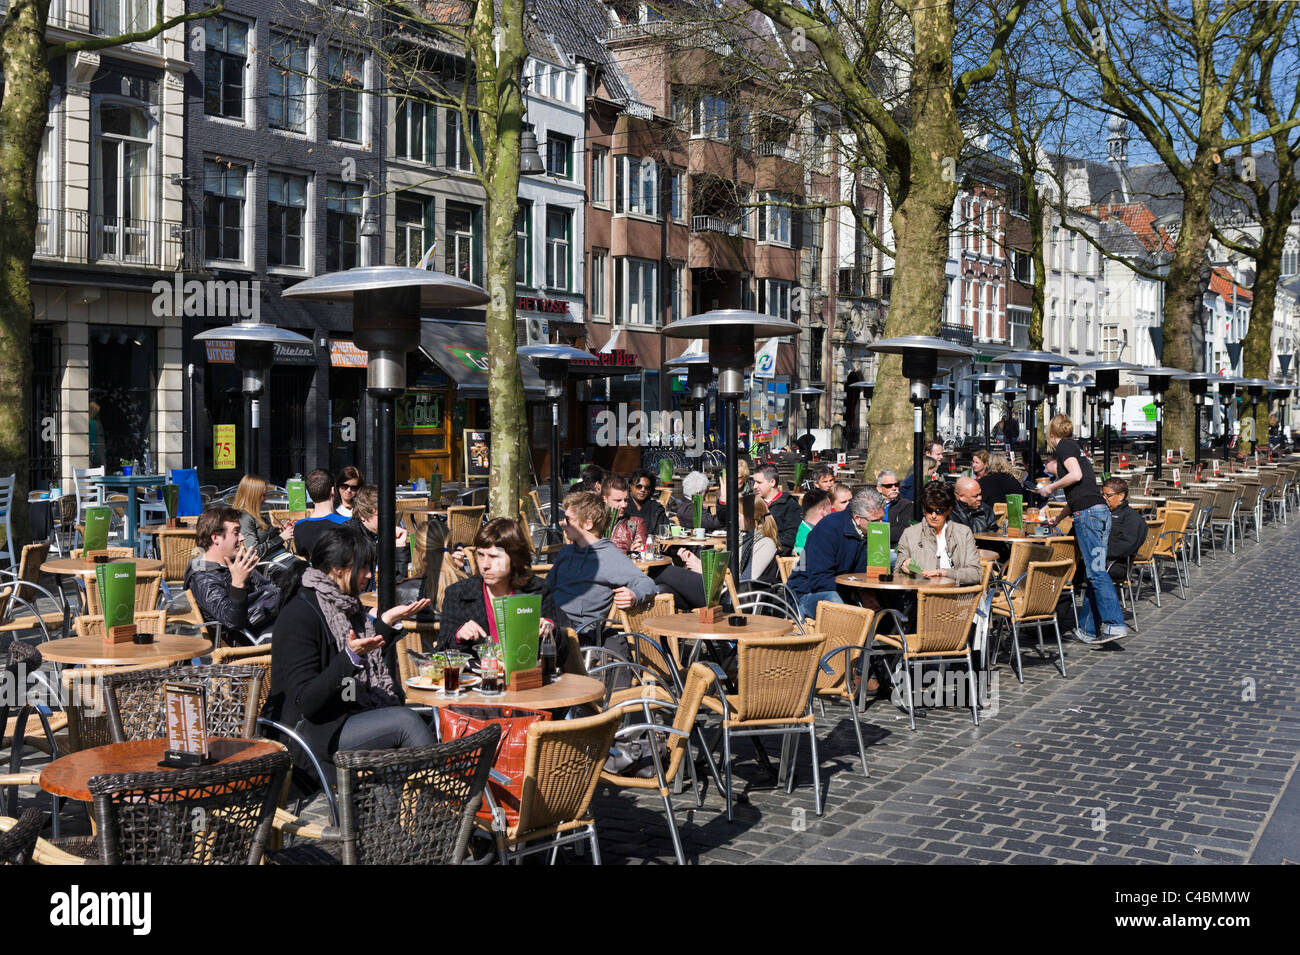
[301,568,400,709]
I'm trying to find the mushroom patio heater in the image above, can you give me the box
[662,310,800,584]
[867,336,976,506]
[1046,377,1072,421]
[849,380,876,452]
[1079,378,1098,455]
[963,373,1006,453]
[1238,378,1274,458]
[1132,366,1191,482]
[1267,381,1296,443]
[192,321,315,477]
[790,387,825,461]
[1174,372,1213,475]
[520,344,599,531]
[994,351,1078,480]
[282,266,489,612]
[666,351,714,466]
[1077,361,1142,477]
[929,383,951,441]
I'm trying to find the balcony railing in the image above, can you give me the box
[691,215,741,237]
[607,20,689,41]
[35,208,187,270]
[940,322,974,346]
[754,142,797,161]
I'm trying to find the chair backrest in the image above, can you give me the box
[446,506,485,551]
[84,569,162,615]
[1131,519,1163,562]
[174,589,207,628]
[776,554,797,584]
[102,664,265,742]
[0,809,44,865]
[89,749,290,865]
[1017,559,1074,618]
[616,592,675,636]
[73,467,104,504]
[1,542,51,616]
[657,487,674,509]
[914,584,983,653]
[268,509,309,527]
[993,502,1008,519]
[733,634,822,721]
[210,643,273,715]
[71,547,134,560]
[334,724,500,865]
[167,468,203,517]
[158,530,198,584]
[812,602,875,695]
[1153,506,1190,556]
[514,707,621,837]
[1043,536,1077,577]
[1001,540,1052,588]
[62,661,172,754]
[0,474,13,515]
[74,609,167,642]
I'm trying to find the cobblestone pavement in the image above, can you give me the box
[12,511,1299,865]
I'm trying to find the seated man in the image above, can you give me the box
[753,463,801,554]
[292,468,351,559]
[1102,477,1148,581]
[547,491,657,644]
[793,487,831,556]
[184,506,284,641]
[900,439,944,501]
[829,482,853,512]
[625,469,666,533]
[876,469,914,546]
[602,474,648,555]
[810,464,835,493]
[787,489,886,619]
[951,477,997,535]
[674,470,723,532]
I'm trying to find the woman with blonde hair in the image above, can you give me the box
[977,452,1023,506]
[230,474,294,561]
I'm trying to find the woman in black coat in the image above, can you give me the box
[266,525,431,772]
[437,518,568,670]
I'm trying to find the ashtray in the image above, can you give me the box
[727,615,747,627]
[92,555,111,564]
[132,632,155,645]
[878,574,894,582]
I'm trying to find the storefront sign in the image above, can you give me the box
[445,346,490,374]
[464,430,490,480]
[517,296,571,315]
[329,340,368,368]
[570,348,639,369]
[397,392,446,431]
[213,424,236,470]
[204,340,316,365]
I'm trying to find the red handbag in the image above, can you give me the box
[438,704,551,823]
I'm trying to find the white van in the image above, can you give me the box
[1113,395,1157,437]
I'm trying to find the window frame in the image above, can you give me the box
[757,191,791,246]
[544,206,572,291]
[326,45,364,144]
[591,249,608,320]
[267,169,309,271]
[394,192,433,268]
[326,180,363,272]
[204,15,249,121]
[444,200,482,285]
[615,256,658,326]
[203,157,248,265]
[515,200,533,287]
[268,30,309,134]
[613,155,659,220]
[545,132,573,180]
[591,146,608,206]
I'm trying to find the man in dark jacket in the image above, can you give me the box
[787,489,886,619]
[184,506,282,640]
[752,463,801,554]
[876,469,913,545]
[951,477,997,535]
[1103,477,1148,580]
[626,469,666,533]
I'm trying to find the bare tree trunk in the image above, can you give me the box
[1160,171,1214,455]
[1243,253,1280,456]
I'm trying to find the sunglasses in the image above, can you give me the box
[924,508,950,516]
[339,483,361,491]
[879,482,899,489]
[634,484,652,490]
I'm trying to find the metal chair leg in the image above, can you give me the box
[661,792,685,864]
[723,728,734,822]
[809,723,824,815]
[965,650,979,726]
[902,659,916,730]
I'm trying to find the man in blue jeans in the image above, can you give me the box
[787,488,886,619]
[1037,414,1128,644]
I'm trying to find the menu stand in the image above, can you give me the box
[160,683,211,767]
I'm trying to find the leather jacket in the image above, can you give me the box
[951,499,997,535]
[609,515,648,555]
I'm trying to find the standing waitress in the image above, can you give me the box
[1037,414,1127,645]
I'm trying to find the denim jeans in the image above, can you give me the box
[797,590,844,620]
[1073,504,1126,635]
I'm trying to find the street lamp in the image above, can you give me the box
[662,310,801,584]
[963,373,1006,453]
[867,336,976,505]
[1174,372,1212,476]
[848,380,876,452]
[1077,361,1142,477]
[283,266,489,613]
[1211,375,1243,461]
[520,344,599,530]
[665,351,713,466]
[1130,366,1187,481]
[790,387,825,461]
[1267,381,1295,444]
[192,320,315,477]
[993,350,1078,479]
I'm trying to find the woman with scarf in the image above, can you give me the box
[267,525,433,770]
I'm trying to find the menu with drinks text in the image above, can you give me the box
[164,683,209,758]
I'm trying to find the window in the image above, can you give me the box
[760,279,792,321]
[805,208,824,291]
[94,101,151,260]
[532,61,576,105]
[327,46,363,143]
[591,250,607,318]
[1008,178,1029,217]
[1283,244,1300,276]
[591,147,608,205]
[93,0,148,36]
[267,171,308,269]
[1011,248,1032,283]
[670,171,684,222]
[515,201,532,286]
[614,155,658,218]
[984,284,994,339]
[671,86,692,129]
[546,133,573,180]
[669,262,685,323]
[268,32,307,133]
[692,94,729,140]
[615,257,657,325]
[326,181,362,271]
[36,112,57,255]
[445,110,481,171]
[757,192,791,245]
[445,201,481,284]
[203,158,246,262]
[395,193,431,268]
[396,97,435,162]
[880,274,892,300]
[205,17,247,119]
[810,326,824,382]
[544,208,571,290]
[739,191,752,235]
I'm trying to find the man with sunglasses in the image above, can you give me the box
[625,469,666,532]
[787,488,887,620]
[876,469,913,546]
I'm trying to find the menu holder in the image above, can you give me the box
[493,593,541,681]
[864,521,891,579]
[697,548,730,623]
[1005,494,1025,538]
[162,483,180,527]
[82,505,112,554]
[95,561,138,644]
[286,477,307,513]
[160,682,210,767]
[659,458,674,484]
[507,667,543,691]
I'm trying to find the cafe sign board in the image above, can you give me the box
[204,340,315,365]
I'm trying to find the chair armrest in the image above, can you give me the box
[817,643,866,675]
[256,717,338,828]
[614,723,690,741]
[610,697,680,714]
[272,807,340,842]
[0,773,41,786]
[701,662,731,718]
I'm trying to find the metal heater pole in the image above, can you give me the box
[983,399,991,454]
[1154,399,1164,483]
[376,395,396,613]
[912,399,924,503]
[549,395,561,529]
[1028,402,1039,481]
[1193,399,1202,475]
[724,394,740,586]
[1103,403,1112,476]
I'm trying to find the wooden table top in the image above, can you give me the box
[642,613,794,642]
[657,536,727,549]
[41,557,165,575]
[635,557,672,570]
[402,507,449,516]
[836,573,957,592]
[972,530,1059,543]
[41,738,285,802]
[403,672,605,709]
[39,633,212,666]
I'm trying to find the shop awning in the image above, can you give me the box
[418,320,546,398]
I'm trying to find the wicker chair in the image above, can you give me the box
[0,543,70,639]
[1151,505,1193,601]
[210,644,273,715]
[871,585,984,729]
[989,559,1073,684]
[0,808,43,864]
[88,749,290,865]
[708,634,824,821]
[74,610,168,644]
[267,509,308,527]
[1124,518,1166,613]
[70,547,134,560]
[273,725,500,865]
[445,506,485,551]
[156,529,198,595]
[84,569,163,615]
[476,707,621,864]
[810,602,877,709]
[601,663,715,865]
[102,665,265,743]
[1042,535,1080,631]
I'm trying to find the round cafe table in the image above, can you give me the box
[40,738,286,802]
[403,672,606,710]
[38,633,212,666]
[657,536,727,551]
[41,557,165,576]
[643,613,793,643]
[836,573,956,593]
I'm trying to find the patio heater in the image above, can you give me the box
[963,373,1006,453]
[1079,378,1098,455]
[1045,377,1071,420]
[1239,378,1273,457]
[994,351,1078,481]
[1174,372,1212,476]
[192,321,315,477]
[791,387,825,461]
[929,384,951,441]
[666,351,713,466]
[1077,361,1141,477]
[1130,366,1186,482]
[1267,381,1296,442]
[848,380,876,452]
[867,337,976,507]
[1213,375,1240,460]
[520,344,599,530]
[283,267,489,612]
[662,311,800,584]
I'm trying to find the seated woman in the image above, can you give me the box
[656,495,778,611]
[230,474,295,563]
[674,470,723,533]
[894,481,982,585]
[978,453,1024,506]
[334,466,365,519]
[438,517,568,670]
[347,484,410,585]
[267,526,433,774]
